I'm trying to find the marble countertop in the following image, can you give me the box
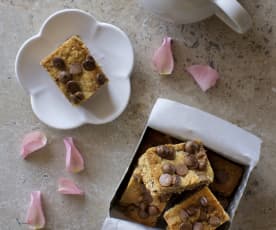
[0,0,275,229]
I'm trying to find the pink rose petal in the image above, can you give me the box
[26,191,46,230]
[20,131,47,159]
[186,65,220,92]
[64,137,84,173]
[58,177,84,195]
[153,36,174,75]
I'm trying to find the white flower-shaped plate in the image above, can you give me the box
[15,9,134,129]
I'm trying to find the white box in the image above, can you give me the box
[102,98,262,230]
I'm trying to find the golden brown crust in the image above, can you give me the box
[138,143,214,196]
[164,187,230,230]
[40,35,108,105]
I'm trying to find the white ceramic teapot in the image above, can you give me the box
[140,0,252,33]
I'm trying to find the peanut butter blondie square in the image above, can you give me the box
[164,187,230,230]
[41,35,108,105]
[138,141,214,196]
[119,167,171,227]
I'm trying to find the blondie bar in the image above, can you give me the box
[41,35,108,105]
[119,167,171,227]
[164,187,230,230]
[138,141,214,196]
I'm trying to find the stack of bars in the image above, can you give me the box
[119,130,244,230]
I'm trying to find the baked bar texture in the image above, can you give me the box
[119,167,171,227]
[40,35,108,105]
[138,142,214,196]
[208,153,243,197]
[164,187,230,230]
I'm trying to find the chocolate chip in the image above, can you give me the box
[69,91,84,104]
[159,173,172,187]
[83,56,96,71]
[179,209,189,222]
[215,170,229,184]
[185,155,199,170]
[196,151,206,159]
[186,206,199,216]
[176,164,188,176]
[75,91,84,100]
[87,55,95,62]
[139,183,147,194]
[179,223,193,230]
[147,205,160,216]
[198,210,208,221]
[143,191,153,204]
[69,63,82,75]
[199,196,208,207]
[139,202,147,211]
[66,81,81,93]
[162,163,176,174]
[171,175,181,186]
[138,209,149,219]
[193,222,203,230]
[58,71,72,84]
[53,57,66,70]
[198,158,207,170]
[209,216,221,227]
[156,145,175,160]
[185,141,200,154]
[96,73,106,85]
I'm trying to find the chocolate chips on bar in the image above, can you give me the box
[135,183,161,219]
[53,57,66,70]
[199,196,208,207]
[193,222,203,230]
[186,205,199,216]
[159,173,173,187]
[66,81,83,103]
[83,55,96,71]
[209,216,221,227]
[179,223,192,230]
[147,205,160,216]
[59,71,72,84]
[96,73,106,85]
[162,163,176,174]
[70,92,84,104]
[53,57,85,102]
[138,208,149,219]
[176,164,188,176]
[176,193,224,229]
[185,154,199,170]
[185,141,200,154]
[66,81,81,93]
[179,209,189,222]
[156,145,175,160]
[171,175,181,186]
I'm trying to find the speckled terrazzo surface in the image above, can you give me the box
[0,0,275,229]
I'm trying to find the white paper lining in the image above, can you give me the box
[102,98,262,230]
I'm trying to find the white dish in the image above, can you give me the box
[15,9,134,129]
